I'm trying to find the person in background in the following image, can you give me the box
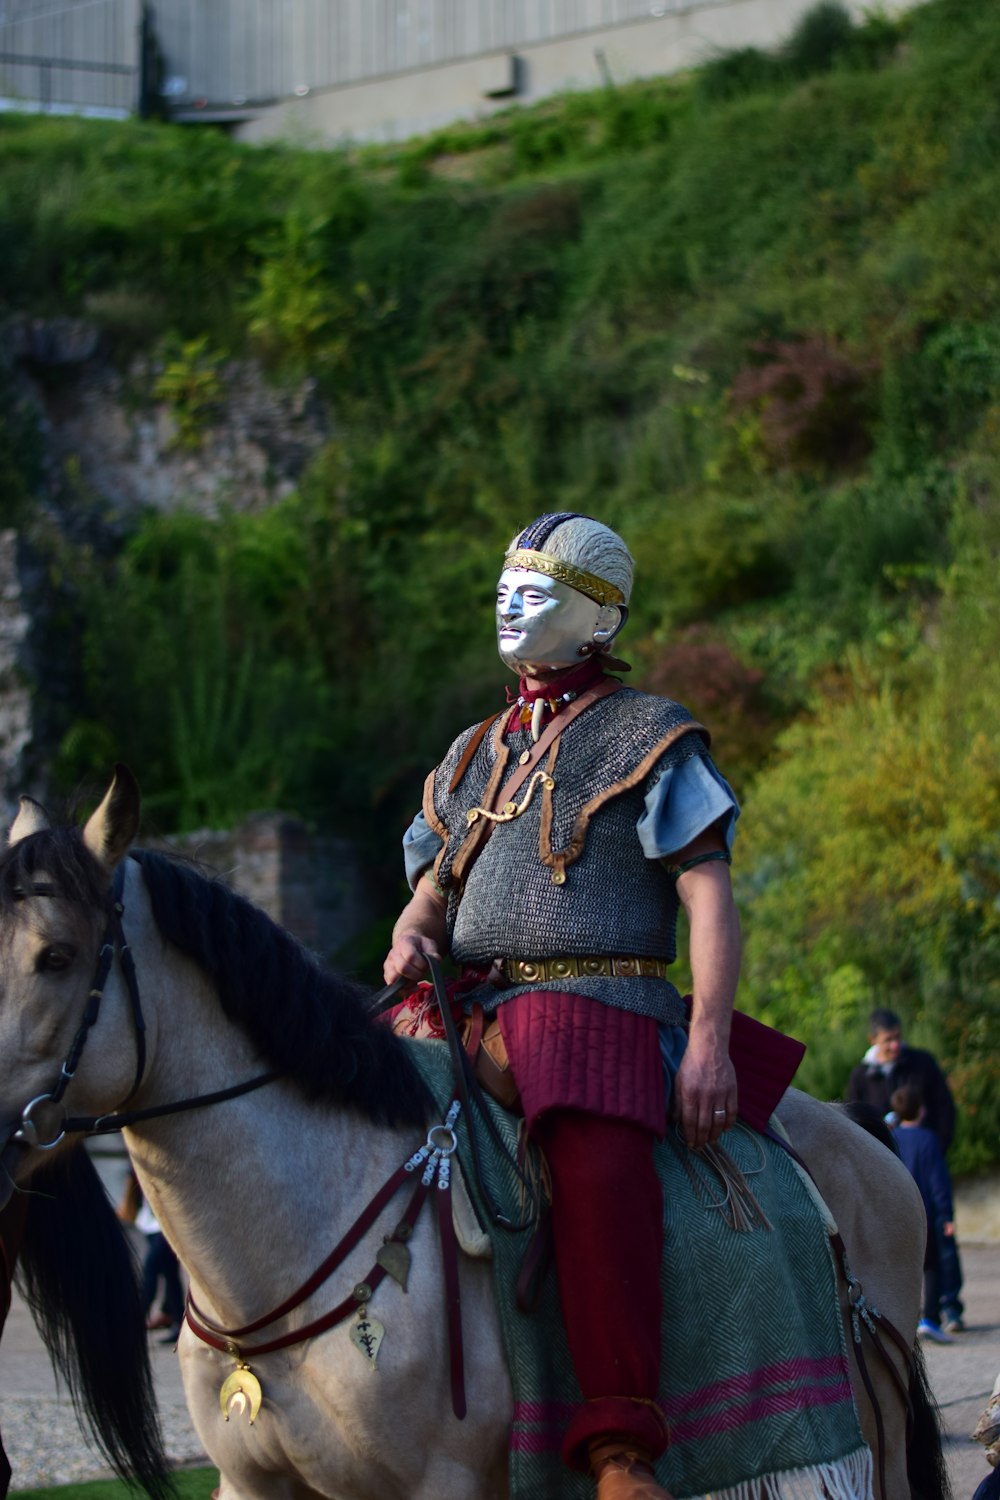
[847,1007,963,1330]
[848,1008,955,1149]
[118,1170,184,1344]
[890,1083,958,1345]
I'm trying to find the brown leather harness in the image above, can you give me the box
[184,1095,469,1420]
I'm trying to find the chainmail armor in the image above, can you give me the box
[424,689,709,1022]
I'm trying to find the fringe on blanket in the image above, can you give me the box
[685,1444,873,1500]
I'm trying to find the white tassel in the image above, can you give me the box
[681,1447,874,1500]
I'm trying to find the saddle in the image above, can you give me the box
[386,982,521,1113]
[407,1037,872,1500]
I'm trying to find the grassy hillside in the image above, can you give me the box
[1,0,998,1168]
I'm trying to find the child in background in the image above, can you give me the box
[890,1083,958,1345]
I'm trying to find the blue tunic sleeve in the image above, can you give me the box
[402,809,444,892]
[636,754,740,861]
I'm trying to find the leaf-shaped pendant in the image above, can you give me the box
[350,1308,385,1368]
[375,1238,411,1291]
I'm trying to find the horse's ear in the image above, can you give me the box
[82,765,141,873]
[8,796,50,846]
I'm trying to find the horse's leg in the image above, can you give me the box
[775,1090,927,1500]
[0,1196,27,1500]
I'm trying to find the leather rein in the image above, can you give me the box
[9,861,277,1154]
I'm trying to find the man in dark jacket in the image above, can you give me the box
[847,1007,964,1331]
[847,1008,955,1152]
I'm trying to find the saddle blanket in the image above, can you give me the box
[410,1040,872,1500]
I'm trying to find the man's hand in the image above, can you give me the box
[673,1032,738,1149]
[382,874,449,986]
[383,931,440,985]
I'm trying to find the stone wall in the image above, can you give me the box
[8,319,329,520]
[161,812,372,963]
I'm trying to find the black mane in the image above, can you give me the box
[0,829,429,1128]
[132,849,430,1128]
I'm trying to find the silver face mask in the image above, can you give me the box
[496,567,620,676]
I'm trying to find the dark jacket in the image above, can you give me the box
[847,1044,956,1153]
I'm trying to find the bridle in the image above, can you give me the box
[9,859,276,1154]
[3,856,488,1422]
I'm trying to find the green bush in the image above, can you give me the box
[3,0,1000,1164]
[784,2,855,77]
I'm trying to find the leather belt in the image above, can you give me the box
[501,955,668,984]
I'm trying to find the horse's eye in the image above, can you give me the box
[36,946,75,974]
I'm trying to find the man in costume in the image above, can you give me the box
[383,513,741,1500]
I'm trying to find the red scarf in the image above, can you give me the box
[504,657,609,735]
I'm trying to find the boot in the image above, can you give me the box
[589,1439,675,1500]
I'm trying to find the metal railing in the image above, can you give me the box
[0,48,136,112]
[0,0,141,116]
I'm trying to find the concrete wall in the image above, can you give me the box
[236,0,891,147]
[955,1173,1000,1244]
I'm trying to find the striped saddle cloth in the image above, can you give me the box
[409,1039,872,1500]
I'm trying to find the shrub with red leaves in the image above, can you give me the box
[643,627,784,786]
[729,337,876,471]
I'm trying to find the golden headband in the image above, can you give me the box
[503,548,625,608]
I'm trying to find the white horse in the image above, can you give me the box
[0,769,947,1500]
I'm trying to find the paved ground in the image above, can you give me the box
[920,1242,1000,1498]
[0,1240,995,1493]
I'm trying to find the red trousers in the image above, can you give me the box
[498,991,670,1471]
[534,1111,669,1469]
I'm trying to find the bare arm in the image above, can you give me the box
[383,874,449,985]
[670,829,741,1149]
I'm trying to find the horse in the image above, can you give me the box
[0,768,948,1500]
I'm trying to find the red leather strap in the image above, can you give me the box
[185,1123,470,1424]
[186,1171,434,1356]
[188,1155,418,1340]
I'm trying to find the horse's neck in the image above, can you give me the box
[118,867,415,1328]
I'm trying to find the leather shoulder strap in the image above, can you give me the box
[448,711,505,794]
[485,676,621,811]
[450,677,622,888]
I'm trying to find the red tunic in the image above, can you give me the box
[496,987,666,1136]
